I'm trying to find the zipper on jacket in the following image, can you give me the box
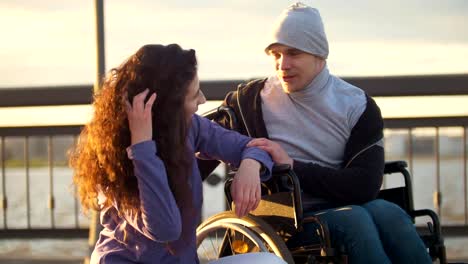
[344,139,383,168]
[236,85,253,137]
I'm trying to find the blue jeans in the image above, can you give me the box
[287,199,432,263]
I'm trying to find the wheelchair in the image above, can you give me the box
[196,106,447,264]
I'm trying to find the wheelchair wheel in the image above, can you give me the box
[196,211,294,264]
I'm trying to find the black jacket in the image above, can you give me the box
[199,78,385,205]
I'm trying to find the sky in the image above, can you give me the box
[0,1,467,126]
[0,0,467,88]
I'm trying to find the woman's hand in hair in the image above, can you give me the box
[231,158,262,218]
[125,89,157,146]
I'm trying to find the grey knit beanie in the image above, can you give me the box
[265,2,329,59]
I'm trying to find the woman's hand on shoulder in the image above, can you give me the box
[125,89,157,145]
[247,138,293,168]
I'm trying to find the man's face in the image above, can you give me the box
[268,44,325,93]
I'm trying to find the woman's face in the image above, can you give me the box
[184,73,206,119]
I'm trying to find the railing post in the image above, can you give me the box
[86,0,106,264]
[48,136,55,228]
[464,127,467,225]
[1,137,6,229]
[94,0,106,94]
[434,127,442,218]
[25,136,31,229]
[408,128,414,176]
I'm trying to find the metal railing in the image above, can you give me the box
[0,126,87,239]
[0,74,468,240]
[384,117,468,237]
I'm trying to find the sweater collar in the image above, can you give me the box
[289,65,330,100]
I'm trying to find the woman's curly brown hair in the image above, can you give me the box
[69,44,196,217]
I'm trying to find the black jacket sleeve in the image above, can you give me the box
[294,144,384,205]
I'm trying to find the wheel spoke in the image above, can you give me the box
[209,231,218,258]
[215,229,220,256]
[229,229,237,255]
[200,243,212,261]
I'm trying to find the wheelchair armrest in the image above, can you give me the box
[411,209,444,247]
[272,164,292,174]
[384,160,408,174]
[411,209,441,235]
[380,160,415,214]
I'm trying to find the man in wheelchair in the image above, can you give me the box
[198,3,443,263]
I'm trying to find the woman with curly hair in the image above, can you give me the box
[69,44,286,264]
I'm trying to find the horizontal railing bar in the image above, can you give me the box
[0,259,83,264]
[4,121,465,136]
[0,225,467,239]
[346,74,468,97]
[417,225,468,238]
[1,116,468,135]
[0,125,82,137]
[0,85,94,107]
[1,74,468,106]
[0,228,88,239]
[385,116,468,128]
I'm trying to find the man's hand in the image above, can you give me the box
[125,89,157,145]
[247,138,293,167]
[230,159,262,218]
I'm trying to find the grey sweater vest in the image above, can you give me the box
[261,66,366,169]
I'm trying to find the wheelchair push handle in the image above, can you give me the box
[202,106,239,131]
